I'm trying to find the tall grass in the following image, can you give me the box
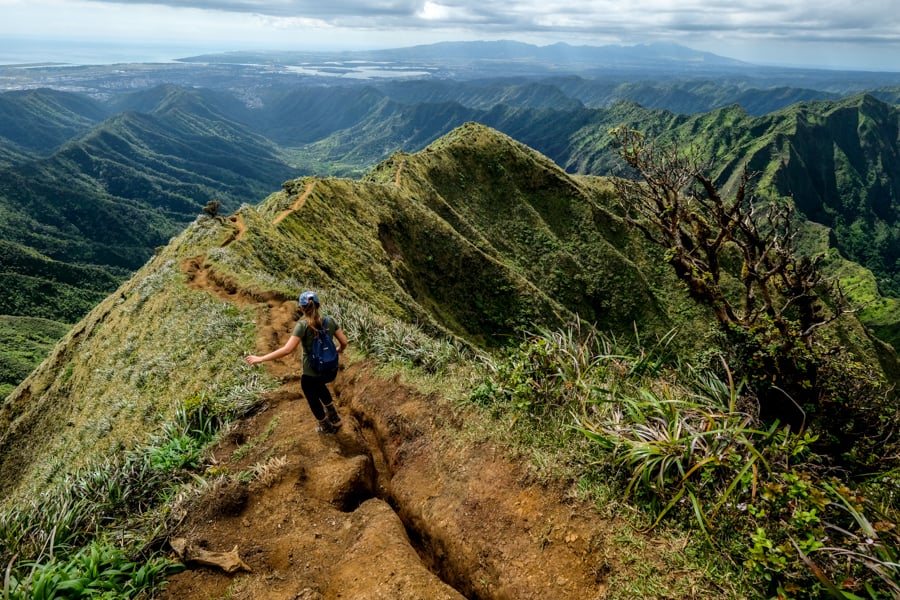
[470,322,900,599]
[0,386,269,599]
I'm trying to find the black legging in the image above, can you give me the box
[300,374,334,421]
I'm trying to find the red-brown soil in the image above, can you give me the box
[166,257,623,599]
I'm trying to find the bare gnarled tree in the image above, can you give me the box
[609,126,849,352]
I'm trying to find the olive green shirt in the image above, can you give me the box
[292,317,339,376]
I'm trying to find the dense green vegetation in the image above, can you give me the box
[0,87,299,392]
[1,119,898,597]
[0,88,109,154]
[0,316,69,398]
[471,325,900,598]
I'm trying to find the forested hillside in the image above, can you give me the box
[0,88,109,156]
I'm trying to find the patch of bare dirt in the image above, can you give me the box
[166,259,619,599]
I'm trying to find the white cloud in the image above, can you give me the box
[2,0,899,70]
[418,2,450,21]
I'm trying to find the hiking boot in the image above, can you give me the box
[324,403,342,428]
[315,417,337,434]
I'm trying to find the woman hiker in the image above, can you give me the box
[245,291,349,433]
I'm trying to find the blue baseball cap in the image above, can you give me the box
[298,291,320,307]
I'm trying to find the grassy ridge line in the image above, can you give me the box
[399,123,668,333]
[0,215,267,509]
[213,126,682,351]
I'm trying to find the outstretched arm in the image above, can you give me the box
[245,335,300,366]
[335,328,349,353]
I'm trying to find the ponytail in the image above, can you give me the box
[301,302,324,334]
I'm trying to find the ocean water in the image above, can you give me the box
[0,39,225,66]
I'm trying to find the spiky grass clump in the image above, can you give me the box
[471,323,900,599]
[0,381,270,598]
[328,294,475,375]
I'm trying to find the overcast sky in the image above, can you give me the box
[2,0,898,70]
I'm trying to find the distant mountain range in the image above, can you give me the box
[4,40,900,102]
[187,40,748,74]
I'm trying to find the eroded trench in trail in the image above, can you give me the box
[163,255,613,600]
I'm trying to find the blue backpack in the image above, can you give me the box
[309,317,339,376]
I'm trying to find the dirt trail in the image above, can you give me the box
[221,214,248,246]
[168,256,615,599]
[274,181,316,225]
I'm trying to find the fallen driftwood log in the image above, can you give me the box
[170,537,252,573]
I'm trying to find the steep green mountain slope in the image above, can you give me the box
[0,86,299,393]
[548,95,900,346]
[872,86,900,105]
[109,83,254,125]
[298,100,484,176]
[775,96,900,285]
[258,86,396,145]
[0,105,295,269]
[0,240,117,397]
[0,316,70,399]
[0,142,31,169]
[564,95,900,274]
[1,85,296,265]
[0,88,110,155]
[595,95,900,345]
[370,123,670,340]
[0,240,119,319]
